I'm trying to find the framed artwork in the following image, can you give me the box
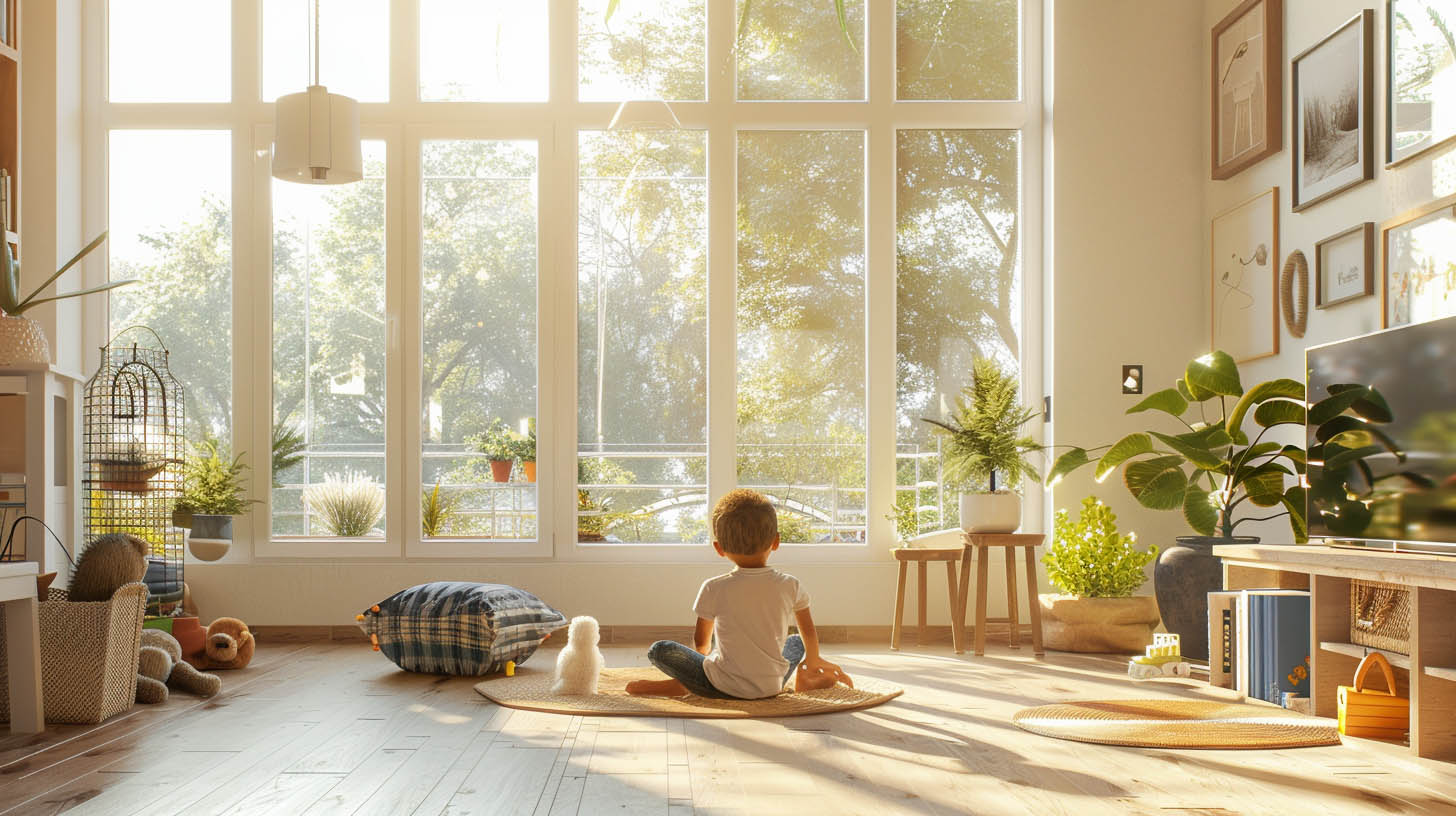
[1211,188,1280,362]
[1212,0,1283,180]
[1315,223,1375,308]
[1383,193,1456,327]
[1291,11,1373,211]
[1387,0,1456,166]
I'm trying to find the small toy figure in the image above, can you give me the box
[1128,633,1194,679]
[551,616,604,695]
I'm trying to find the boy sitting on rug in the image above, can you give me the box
[626,489,853,699]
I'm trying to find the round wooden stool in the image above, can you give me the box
[956,532,1045,656]
[891,547,963,652]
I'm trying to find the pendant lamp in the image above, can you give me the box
[272,0,362,184]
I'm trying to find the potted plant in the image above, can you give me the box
[922,357,1044,533]
[303,471,385,537]
[1039,497,1161,652]
[421,480,460,537]
[174,440,253,561]
[1,230,128,366]
[516,419,537,483]
[1046,351,1315,658]
[469,419,519,483]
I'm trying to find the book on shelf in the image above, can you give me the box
[1232,590,1311,704]
[1208,591,1241,689]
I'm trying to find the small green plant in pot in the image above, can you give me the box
[922,357,1043,533]
[1038,497,1161,653]
[516,419,537,483]
[469,419,522,483]
[174,440,254,561]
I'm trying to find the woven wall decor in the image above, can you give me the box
[1281,250,1309,337]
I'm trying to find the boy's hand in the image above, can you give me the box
[796,656,853,690]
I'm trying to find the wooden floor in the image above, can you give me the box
[2,638,1455,815]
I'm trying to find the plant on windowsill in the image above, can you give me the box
[421,480,460,538]
[1038,496,1161,653]
[303,472,384,537]
[469,419,521,483]
[515,419,537,484]
[921,357,1044,534]
[173,439,255,560]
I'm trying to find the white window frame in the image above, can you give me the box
[84,0,1043,564]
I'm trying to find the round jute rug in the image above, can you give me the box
[474,666,902,719]
[1012,699,1342,749]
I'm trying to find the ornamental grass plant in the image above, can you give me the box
[304,472,385,537]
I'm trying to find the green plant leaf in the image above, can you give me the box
[1323,444,1386,473]
[1282,485,1308,542]
[13,232,110,311]
[834,0,859,54]
[1226,378,1304,435]
[1175,378,1195,401]
[1150,431,1224,470]
[1124,456,1187,510]
[1244,469,1287,507]
[1045,447,1090,486]
[1308,385,1392,425]
[1315,415,1402,458]
[1182,485,1217,536]
[1252,398,1306,428]
[10,280,136,315]
[1127,388,1188,417]
[605,0,620,23]
[1094,433,1154,481]
[1185,351,1243,400]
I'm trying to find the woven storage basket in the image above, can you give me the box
[0,582,147,724]
[1350,580,1411,655]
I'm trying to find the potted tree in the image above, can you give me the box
[1040,497,1161,652]
[923,357,1043,533]
[470,419,519,483]
[173,440,253,561]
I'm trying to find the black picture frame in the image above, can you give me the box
[1291,11,1373,211]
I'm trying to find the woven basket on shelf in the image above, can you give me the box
[1349,580,1411,655]
[0,582,147,724]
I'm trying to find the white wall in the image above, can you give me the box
[1203,0,1456,544]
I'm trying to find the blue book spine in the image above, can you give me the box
[1270,595,1312,703]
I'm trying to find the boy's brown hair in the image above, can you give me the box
[712,489,779,555]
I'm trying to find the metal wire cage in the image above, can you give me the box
[82,327,185,614]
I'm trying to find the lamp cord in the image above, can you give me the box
[3,515,75,567]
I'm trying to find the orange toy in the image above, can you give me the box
[201,617,256,670]
[1337,652,1409,740]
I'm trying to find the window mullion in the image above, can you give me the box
[866,0,896,553]
[704,0,737,510]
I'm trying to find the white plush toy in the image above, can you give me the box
[551,615,604,695]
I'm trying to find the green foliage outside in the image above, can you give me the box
[922,357,1042,493]
[176,439,252,516]
[421,481,461,538]
[270,424,305,489]
[1042,497,1157,598]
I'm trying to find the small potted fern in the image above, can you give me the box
[174,440,253,561]
[1039,496,1161,653]
[922,357,1043,533]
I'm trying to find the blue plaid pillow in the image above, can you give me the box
[359,582,566,676]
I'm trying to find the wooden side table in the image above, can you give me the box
[956,533,1045,657]
[891,547,963,653]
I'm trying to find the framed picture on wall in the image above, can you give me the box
[1212,0,1283,180]
[1211,188,1280,362]
[1291,11,1373,211]
[1383,194,1456,327]
[1387,0,1456,166]
[1315,223,1374,308]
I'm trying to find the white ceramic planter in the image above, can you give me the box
[959,491,1021,533]
[0,312,50,366]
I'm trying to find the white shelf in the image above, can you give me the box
[1319,640,1412,671]
[1424,665,1456,682]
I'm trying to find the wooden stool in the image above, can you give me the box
[891,547,963,653]
[955,533,1045,656]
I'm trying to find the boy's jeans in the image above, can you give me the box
[646,635,805,699]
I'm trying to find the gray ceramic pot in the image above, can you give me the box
[1154,535,1257,660]
[190,513,234,542]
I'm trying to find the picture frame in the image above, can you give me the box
[1211,188,1280,363]
[1387,0,1456,167]
[1291,11,1373,211]
[1383,193,1456,327]
[1315,223,1374,309]
[1212,0,1283,180]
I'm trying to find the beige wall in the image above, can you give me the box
[1203,0,1456,543]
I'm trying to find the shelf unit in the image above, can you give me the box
[0,0,17,248]
[0,364,83,575]
[1221,544,1456,761]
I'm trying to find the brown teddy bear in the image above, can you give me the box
[136,629,221,704]
[202,617,255,670]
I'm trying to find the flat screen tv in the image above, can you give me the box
[1306,314,1456,555]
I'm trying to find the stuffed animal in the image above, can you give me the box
[136,629,221,704]
[69,533,149,602]
[550,616,604,695]
[202,617,255,670]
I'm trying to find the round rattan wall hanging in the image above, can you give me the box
[1281,250,1308,338]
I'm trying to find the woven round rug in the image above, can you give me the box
[474,666,901,719]
[1012,700,1341,749]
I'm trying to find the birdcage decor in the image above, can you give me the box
[83,327,186,614]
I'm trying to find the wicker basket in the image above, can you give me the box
[1349,580,1411,655]
[0,582,148,724]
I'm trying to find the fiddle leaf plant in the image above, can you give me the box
[1046,351,1309,542]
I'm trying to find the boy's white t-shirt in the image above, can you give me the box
[693,566,810,699]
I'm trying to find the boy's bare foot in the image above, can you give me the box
[625,678,690,697]
[795,663,852,692]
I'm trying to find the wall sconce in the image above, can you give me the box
[1122,365,1143,394]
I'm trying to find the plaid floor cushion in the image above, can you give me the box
[359,582,566,676]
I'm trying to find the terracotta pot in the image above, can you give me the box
[959,491,1021,533]
[523,461,537,483]
[0,311,49,366]
[489,459,513,482]
[1039,594,1161,653]
[1155,535,1256,661]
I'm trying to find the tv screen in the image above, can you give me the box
[1306,315,1456,553]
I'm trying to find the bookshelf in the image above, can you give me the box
[1220,544,1456,761]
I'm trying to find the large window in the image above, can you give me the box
[99,0,1037,557]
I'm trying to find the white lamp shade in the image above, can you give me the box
[272,85,363,184]
[608,99,682,132]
